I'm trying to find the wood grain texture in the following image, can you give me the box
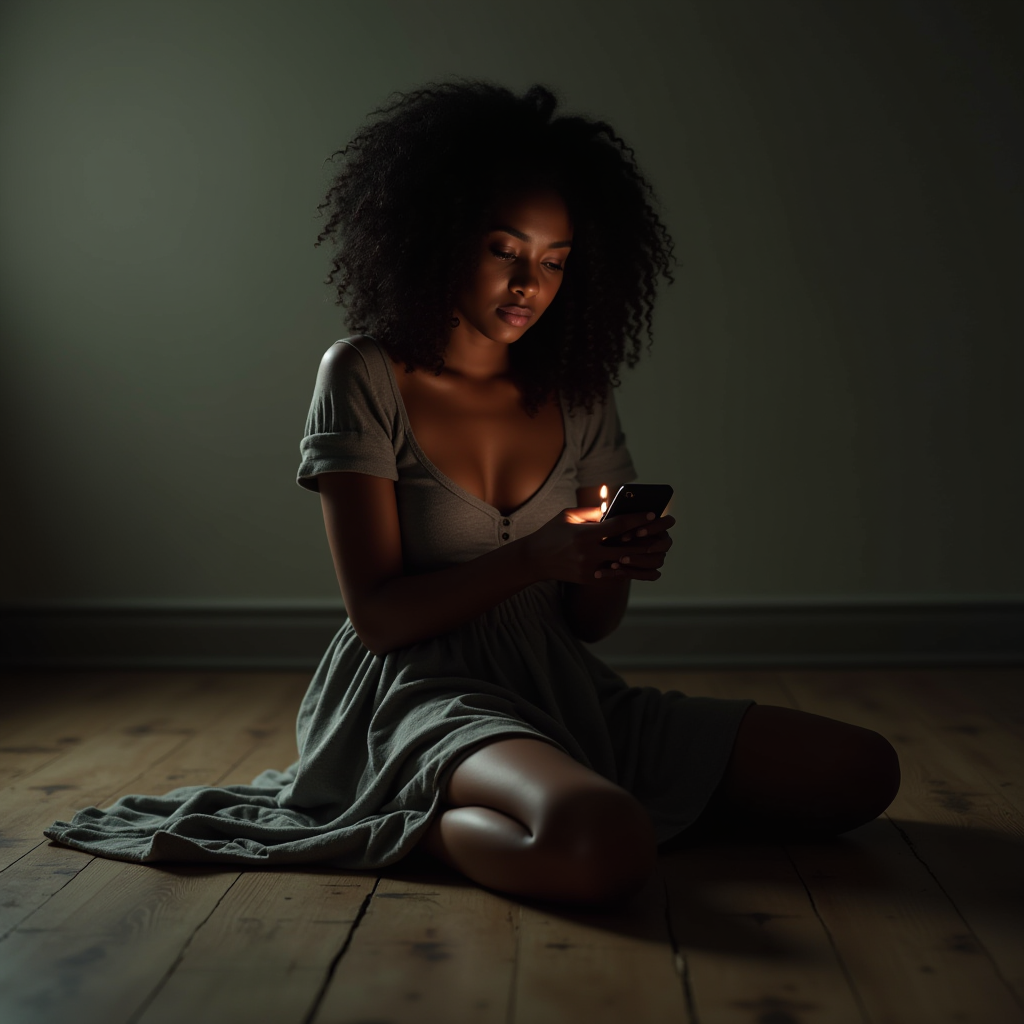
[782,670,1024,1016]
[0,674,127,785]
[0,857,237,1024]
[0,674,304,937]
[513,869,685,1024]
[0,669,1021,1024]
[664,842,865,1024]
[784,818,1024,1024]
[0,673,209,870]
[881,671,1024,816]
[317,869,518,1024]
[134,868,376,1024]
[646,668,1024,1024]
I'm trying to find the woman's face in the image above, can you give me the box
[452,188,573,346]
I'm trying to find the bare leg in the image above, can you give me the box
[416,736,658,907]
[671,704,901,846]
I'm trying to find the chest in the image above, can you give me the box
[392,367,565,516]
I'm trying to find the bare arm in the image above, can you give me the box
[318,471,666,656]
[560,484,673,643]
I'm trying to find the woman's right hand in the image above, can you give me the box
[522,507,672,584]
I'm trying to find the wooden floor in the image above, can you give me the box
[0,668,1022,1024]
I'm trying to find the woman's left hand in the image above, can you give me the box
[603,515,675,575]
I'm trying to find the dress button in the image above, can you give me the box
[502,518,510,526]
[501,532,510,541]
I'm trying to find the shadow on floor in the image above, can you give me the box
[379,816,1023,956]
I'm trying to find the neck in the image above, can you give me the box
[441,323,511,381]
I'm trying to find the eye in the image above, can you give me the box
[489,246,564,272]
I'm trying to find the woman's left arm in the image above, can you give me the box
[561,484,673,643]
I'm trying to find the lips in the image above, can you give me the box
[497,305,533,327]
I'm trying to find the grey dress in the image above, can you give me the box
[44,336,754,868]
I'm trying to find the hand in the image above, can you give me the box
[522,506,676,584]
[605,513,675,577]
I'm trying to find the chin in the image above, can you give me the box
[483,323,529,345]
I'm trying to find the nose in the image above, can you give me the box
[509,264,539,299]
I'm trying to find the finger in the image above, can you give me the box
[602,539,663,553]
[616,554,666,569]
[631,515,676,539]
[590,510,662,536]
[565,505,604,524]
[632,535,673,554]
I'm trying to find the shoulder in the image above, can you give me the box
[317,335,384,378]
[309,335,399,431]
[316,335,397,398]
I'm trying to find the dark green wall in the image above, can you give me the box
[1,0,1021,606]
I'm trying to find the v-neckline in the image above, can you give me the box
[375,341,569,520]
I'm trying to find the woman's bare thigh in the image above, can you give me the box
[679,704,901,843]
[438,735,635,837]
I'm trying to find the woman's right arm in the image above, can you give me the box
[318,470,659,655]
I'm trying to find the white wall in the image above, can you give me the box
[1,0,1021,607]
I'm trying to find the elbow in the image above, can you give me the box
[357,632,390,658]
[353,628,393,659]
[350,621,392,658]
[346,603,400,658]
[344,603,384,657]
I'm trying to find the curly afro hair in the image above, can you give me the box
[314,79,676,414]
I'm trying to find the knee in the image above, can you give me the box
[536,785,658,905]
[858,729,901,816]
[825,727,900,833]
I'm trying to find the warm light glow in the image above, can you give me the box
[599,484,608,514]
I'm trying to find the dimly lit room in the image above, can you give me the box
[1,0,1022,1021]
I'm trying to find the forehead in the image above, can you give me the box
[488,188,572,238]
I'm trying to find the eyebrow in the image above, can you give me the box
[489,224,573,249]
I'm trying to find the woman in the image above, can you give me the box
[45,81,899,907]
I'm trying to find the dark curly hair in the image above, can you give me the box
[314,79,676,414]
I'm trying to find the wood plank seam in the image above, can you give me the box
[661,874,699,1024]
[779,672,1024,1017]
[783,845,873,1023]
[124,871,245,1024]
[300,875,381,1024]
[884,814,1024,1016]
[0,680,303,941]
[4,671,1020,1023]
[505,903,520,1024]
[0,721,202,898]
[0,853,100,946]
[0,721,262,893]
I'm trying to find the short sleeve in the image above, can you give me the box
[296,338,399,491]
[575,387,638,488]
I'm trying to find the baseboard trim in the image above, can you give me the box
[2,600,1022,670]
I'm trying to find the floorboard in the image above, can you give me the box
[135,867,375,1024]
[0,668,1021,1024]
[514,869,684,1024]
[318,870,517,1024]
[783,671,1024,1015]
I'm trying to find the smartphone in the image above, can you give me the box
[600,484,674,542]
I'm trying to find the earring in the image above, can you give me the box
[450,316,460,328]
